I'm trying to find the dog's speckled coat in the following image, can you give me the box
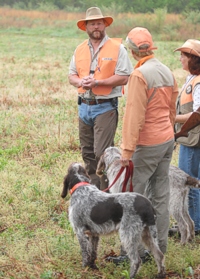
[97,146,200,244]
[61,162,165,279]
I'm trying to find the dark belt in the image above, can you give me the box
[81,98,113,105]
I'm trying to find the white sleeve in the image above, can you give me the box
[115,45,133,75]
[193,83,200,111]
[68,53,77,75]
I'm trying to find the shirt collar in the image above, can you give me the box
[134,54,154,69]
[88,34,109,50]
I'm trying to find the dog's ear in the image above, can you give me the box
[96,155,106,176]
[77,165,91,184]
[61,175,69,198]
[78,164,90,179]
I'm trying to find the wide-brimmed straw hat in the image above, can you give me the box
[77,7,113,31]
[174,39,200,57]
[126,27,157,52]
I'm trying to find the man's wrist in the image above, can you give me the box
[79,79,83,88]
[95,80,98,87]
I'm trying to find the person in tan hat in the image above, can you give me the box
[173,39,200,236]
[68,7,132,190]
[120,27,178,261]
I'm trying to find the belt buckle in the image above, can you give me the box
[83,98,99,105]
[85,99,91,105]
[89,98,97,105]
[82,98,91,105]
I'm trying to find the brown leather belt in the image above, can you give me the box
[81,98,113,105]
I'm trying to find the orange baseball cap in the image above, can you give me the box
[127,27,157,52]
[174,39,200,57]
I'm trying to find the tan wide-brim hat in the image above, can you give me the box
[174,39,200,57]
[77,7,113,31]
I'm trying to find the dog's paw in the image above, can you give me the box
[105,255,129,266]
[84,263,99,271]
[89,263,99,270]
[155,272,167,278]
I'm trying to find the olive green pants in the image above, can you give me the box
[79,109,118,190]
[132,139,174,256]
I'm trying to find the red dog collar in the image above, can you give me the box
[70,182,90,195]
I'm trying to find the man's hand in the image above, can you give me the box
[82,76,96,90]
[120,157,130,167]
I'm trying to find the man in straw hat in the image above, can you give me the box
[68,7,132,190]
[120,27,178,261]
[173,39,200,236]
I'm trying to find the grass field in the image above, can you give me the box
[0,8,200,279]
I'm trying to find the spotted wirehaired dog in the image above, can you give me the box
[61,162,165,279]
[97,146,200,244]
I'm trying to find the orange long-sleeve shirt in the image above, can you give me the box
[121,57,178,159]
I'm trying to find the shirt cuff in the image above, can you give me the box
[121,150,133,160]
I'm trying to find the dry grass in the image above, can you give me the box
[0,8,84,20]
[0,8,200,41]
[0,10,200,279]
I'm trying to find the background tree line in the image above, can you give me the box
[0,0,200,13]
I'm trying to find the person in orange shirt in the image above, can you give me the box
[120,27,178,260]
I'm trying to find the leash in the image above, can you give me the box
[122,161,134,192]
[70,161,134,195]
[102,160,134,192]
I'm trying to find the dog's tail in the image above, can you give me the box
[186,175,200,188]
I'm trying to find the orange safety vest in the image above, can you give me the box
[176,75,200,147]
[180,75,200,106]
[75,38,122,95]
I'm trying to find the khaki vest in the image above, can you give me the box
[75,38,121,95]
[176,75,200,147]
[137,58,176,144]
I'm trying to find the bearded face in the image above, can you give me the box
[86,19,106,41]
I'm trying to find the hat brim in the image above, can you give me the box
[174,47,200,57]
[77,16,113,31]
[138,46,158,52]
